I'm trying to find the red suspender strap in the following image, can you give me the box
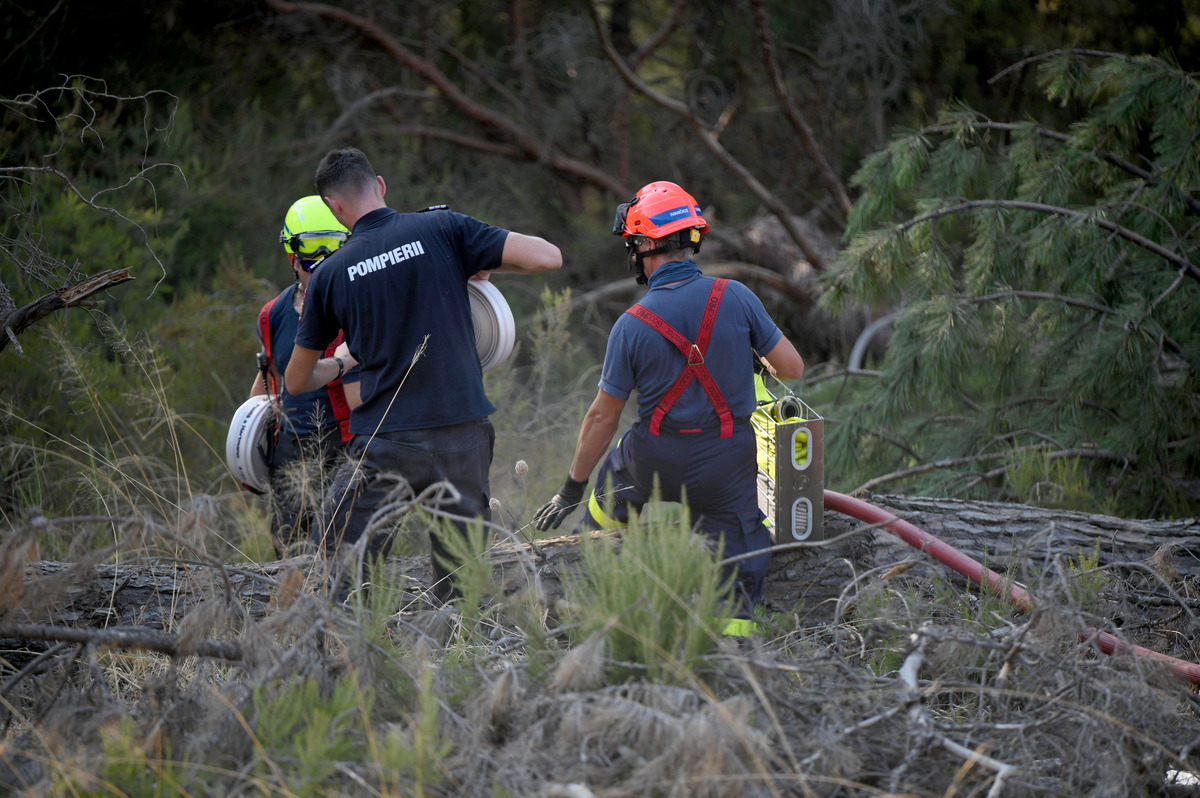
[321,331,354,443]
[261,296,353,443]
[624,278,734,438]
[258,297,278,396]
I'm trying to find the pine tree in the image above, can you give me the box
[824,51,1200,517]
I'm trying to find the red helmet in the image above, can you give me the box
[613,182,709,285]
[613,181,709,242]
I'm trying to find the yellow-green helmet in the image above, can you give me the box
[279,195,349,265]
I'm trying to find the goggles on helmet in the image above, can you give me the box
[612,196,638,236]
[280,230,349,262]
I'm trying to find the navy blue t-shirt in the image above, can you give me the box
[259,283,339,436]
[599,267,783,428]
[296,207,509,433]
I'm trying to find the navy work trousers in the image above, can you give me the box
[268,425,345,557]
[316,418,495,603]
[579,422,771,616]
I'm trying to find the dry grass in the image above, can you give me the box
[4,504,1199,796]
[2,297,1199,796]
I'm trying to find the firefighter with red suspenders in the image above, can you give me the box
[533,181,806,631]
[249,195,358,557]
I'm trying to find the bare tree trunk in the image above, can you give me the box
[763,494,1200,623]
[10,495,1197,644]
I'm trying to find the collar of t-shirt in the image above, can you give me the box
[352,207,396,231]
[646,259,701,289]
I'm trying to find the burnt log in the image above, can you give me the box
[763,494,1200,615]
[5,494,1199,660]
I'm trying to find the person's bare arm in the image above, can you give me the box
[490,231,563,275]
[285,346,320,395]
[333,340,362,409]
[761,336,805,381]
[333,341,359,373]
[533,388,626,531]
[568,389,626,482]
[341,380,362,410]
[284,346,348,395]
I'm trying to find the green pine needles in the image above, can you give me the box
[824,51,1200,516]
[561,499,737,684]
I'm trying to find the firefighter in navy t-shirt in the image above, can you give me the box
[286,147,562,603]
[532,181,806,632]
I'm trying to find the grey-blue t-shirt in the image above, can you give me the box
[599,268,784,428]
[296,207,509,434]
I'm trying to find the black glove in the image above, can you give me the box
[533,475,588,531]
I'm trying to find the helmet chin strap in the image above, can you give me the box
[626,233,702,285]
[628,245,649,285]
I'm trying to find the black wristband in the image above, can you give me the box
[564,475,587,491]
[333,356,345,380]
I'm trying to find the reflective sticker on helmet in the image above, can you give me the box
[649,205,694,227]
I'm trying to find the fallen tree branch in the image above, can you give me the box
[0,268,134,355]
[749,0,852,218]
[265,0,629,197]
[11,495,1198,666]
[584,0,828,270]
[518,259,819,334]
[0,622,242,661]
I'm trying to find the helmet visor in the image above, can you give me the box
[281,230,349,259]
[612,196,638,236]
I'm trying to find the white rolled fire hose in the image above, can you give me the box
[467,279,515,373]
[227,282,515,490]
[225,394,274,494]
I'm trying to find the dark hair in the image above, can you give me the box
[315,147,376,199]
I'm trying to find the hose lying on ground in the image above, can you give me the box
[824,490,1200,686]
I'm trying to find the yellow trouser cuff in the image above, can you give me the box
[721,618,758,637]
[587,490,625,529]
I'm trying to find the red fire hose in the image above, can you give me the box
[824,490,1200,686]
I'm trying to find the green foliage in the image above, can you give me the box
[1065,541,1110,610]
[850,556,1021,680]
[6,9,1200,796]
[342,554,420,642]
[96,716,189,797]
[1,81,187,309]
[374,662,451,796]
[825,52,1200,517]
[561,501,736,683]
[484,286,605,528]
[431,516,496,633]
[235,505,278,563]
[1,253,278,547]
[251,676,372,789]
[850,580,927,677]
[0,312,269,560]
[1003,447,1116,512]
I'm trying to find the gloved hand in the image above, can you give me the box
[533,475,588,531]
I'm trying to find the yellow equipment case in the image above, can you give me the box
[752,374,825,544]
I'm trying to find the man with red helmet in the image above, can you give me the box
[533,181,805,630]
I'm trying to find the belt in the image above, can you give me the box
[649,416,751,439]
